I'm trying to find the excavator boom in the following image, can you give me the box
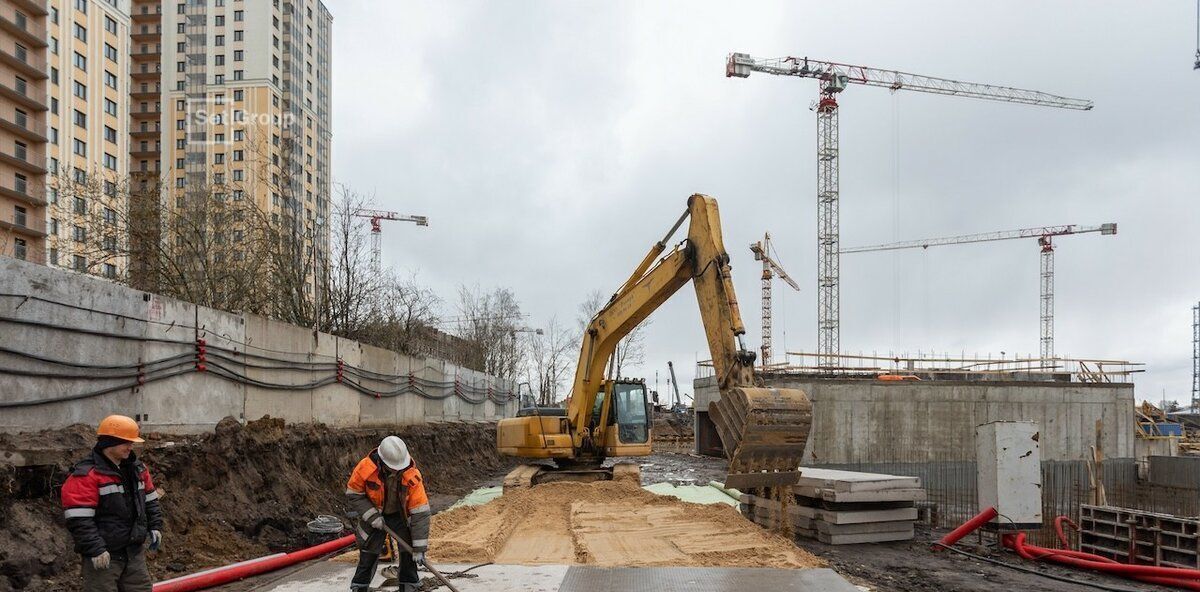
[497,195,812,490]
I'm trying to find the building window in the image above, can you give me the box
[50,127,58,144]
[73,139,86,157]
[234,30,243,41]
[104,153,117,170]
[50,37,58,55]
[50,218,59,235]
[105,44,118,62]
[73,110,86,128]
[105,126,116,143]
[74,52,86,71]
[233,70,243,81]
[13,205,27,227]
[73,255,86,271]
[234,50,243,62]
[74,23,86,42]
[13,238,26,260]
[103,207,116,225]
[51,7,58,24]
[51,97,58,115]
[51,67,58,84]
[232,150,243,161]
[234,10,243,21]
[214,74,224,84]
[104,181,116,197]
[73,225,86,242]
[215,35,225,46]
[232,170,243,181]
[215,15,224,26]
[73,81,86,99]
[105,99,117,116]
[73,196,86,214]
[215,55,225,66]
[103,263,116,278]
[105,16,117,34]
[214,153,224,164]
[233,89,243,101]
[75,0,87,14]
[105,71,117,89]
[233,129,243,141]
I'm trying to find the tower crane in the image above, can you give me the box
[841,223,1117,360]
[353,209,429,272]
[727,53,1093,369]
[750,232,800,368]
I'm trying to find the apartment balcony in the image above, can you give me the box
[0,12,48,48]
[0,46,47,80]
[0,78,46,111]
[130,128,160,140]
[130,108,162,119]
[131,68,161,81]
[131,10,162,23]
[0,215,47,239]
[130,147,161,158]
[131,30,161,42]
[6,0,47,17]
[131,49,162,61]
[0,176,45,207]
[0,147,46,174]
[0,109,47,142]
[130,88,160,100]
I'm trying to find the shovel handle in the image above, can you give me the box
[380,524,462,592]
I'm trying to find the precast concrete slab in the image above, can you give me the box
[250,561,856,592]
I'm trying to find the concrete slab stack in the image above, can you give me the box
[739,468,924,544]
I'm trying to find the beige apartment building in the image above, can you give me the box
[44,0,131,279]
[0,0,49,265]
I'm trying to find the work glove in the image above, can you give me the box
[369,514,384,530]
[91,551,111,570]
[149,530,162,551]
[412,551,425,564]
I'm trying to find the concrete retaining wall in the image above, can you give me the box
[694,374,1136,464]
[0,258,517,433]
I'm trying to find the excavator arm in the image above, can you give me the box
[498,194,812,490]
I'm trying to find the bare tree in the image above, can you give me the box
[576,288,651,379]
[320,184,383,338]
[525,316,578,406]
[454,284,525,379]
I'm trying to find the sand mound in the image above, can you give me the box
[426,480,822,568]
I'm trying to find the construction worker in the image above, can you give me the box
[345,435,430,592]
[60,415,163,592]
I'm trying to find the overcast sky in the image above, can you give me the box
[327,1,1200,406]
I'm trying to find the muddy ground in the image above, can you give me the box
[0,418,514,592]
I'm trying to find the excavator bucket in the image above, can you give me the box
[710,386,813,490]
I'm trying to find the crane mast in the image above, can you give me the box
[841,223,1117,360]
[750,232,800,368]
[727,53,1092,370]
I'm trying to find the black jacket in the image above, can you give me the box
[60,448,163,557]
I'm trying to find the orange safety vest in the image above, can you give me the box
[346,451,429,515]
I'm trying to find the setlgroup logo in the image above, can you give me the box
[185,97,296,146]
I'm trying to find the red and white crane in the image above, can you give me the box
[726,53,1093,369]
[353,209,428,272]
[841,223,1117,360]
[750,232,800,368]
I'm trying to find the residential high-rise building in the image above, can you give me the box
[152,0,332,297]
[0,0,49,265]
[44,0,131,279]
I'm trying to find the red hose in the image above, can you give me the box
[1005,532,1200,589]
[1053,515,1079,549]
[152,534,356,592]
[934,507,998,551]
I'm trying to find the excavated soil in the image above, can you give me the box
[426,480,822,569]
[0,418,512,592]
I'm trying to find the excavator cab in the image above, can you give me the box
[590,379,652,453]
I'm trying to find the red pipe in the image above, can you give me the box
[933,506,998,551]
[1006,532,1200,589]
[1053,515,1079,549]
[152,534,355,592]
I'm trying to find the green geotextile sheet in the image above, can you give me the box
[448,481,741,510]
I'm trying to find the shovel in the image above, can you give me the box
[378,523,462,592]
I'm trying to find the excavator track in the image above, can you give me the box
[503,462,642,491]
[710,386,813,490]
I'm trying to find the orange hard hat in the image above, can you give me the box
[97,415,144,443]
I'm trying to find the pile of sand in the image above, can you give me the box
[426,480,822,568]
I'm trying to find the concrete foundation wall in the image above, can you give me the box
[695,374,1135,464]
[0,258,518,433]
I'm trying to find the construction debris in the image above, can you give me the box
[742,468,923,545]
[426,480,822,568]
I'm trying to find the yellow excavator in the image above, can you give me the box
[497,195,813,490]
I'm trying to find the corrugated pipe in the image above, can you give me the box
[152,534,355,592]
[932,506,998,551]
[1005,531,1200,590]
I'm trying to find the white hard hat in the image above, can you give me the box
[378,436,410,470]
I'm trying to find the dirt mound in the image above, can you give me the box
[0,419,512,591]
[652,411,694,450]
[427,480,822,569]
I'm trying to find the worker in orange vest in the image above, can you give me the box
[345,436,430,591]
[60,415,163,592]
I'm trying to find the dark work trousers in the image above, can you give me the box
[81,546,152,592]
[351,512,418,591]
